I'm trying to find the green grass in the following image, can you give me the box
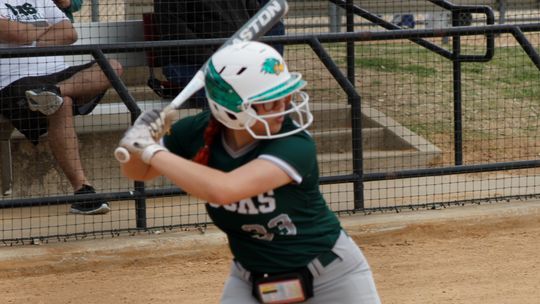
[463,129,500,141]
[356,57,437,77]
[407,122,453,136]
[337,43,540,92]
[504,85,540,100]
[462,62,485,74]
[318,41,540,142]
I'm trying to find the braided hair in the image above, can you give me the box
[192,117,222,165]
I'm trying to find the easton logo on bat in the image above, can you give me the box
[232,0,286,44]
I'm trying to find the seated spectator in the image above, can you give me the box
[258,0,285,55]
[0,0,123,215]
[153,0,261,107]
[53,0,83,22]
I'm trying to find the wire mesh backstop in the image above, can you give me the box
[1,0,540,245]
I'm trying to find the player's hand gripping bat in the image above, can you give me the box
[114,0,289,163]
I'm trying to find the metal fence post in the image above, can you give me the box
[328,2,342,32]
[91,0,99,22]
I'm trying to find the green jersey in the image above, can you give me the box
[164,111,342,273]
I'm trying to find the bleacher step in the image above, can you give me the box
[313,127,392,154]
[1,97,441,198]
[317,150,441,175]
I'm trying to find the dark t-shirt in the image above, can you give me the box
[154,0,260,65]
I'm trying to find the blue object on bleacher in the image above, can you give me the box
[392,14,415,29]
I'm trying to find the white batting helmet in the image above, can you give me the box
[204,41,312,139]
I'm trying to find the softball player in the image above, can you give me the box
[119,41,381,304]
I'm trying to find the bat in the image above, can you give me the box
[114,0,289,163]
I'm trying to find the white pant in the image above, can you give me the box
[220,230,381,304]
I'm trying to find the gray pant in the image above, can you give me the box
[221,230,381,304]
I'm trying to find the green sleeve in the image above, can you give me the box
[260,132,318,180]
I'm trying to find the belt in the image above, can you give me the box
[246,250,339,283]
[316,250,339,267]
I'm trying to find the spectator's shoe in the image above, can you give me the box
[25,85,64,116]
[73,92,105,116]
[70,184,111,215]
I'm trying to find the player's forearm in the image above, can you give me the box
[149,151,239,205]
[0,19,48,45]
[121,155,161,181]
[35,20,77,46]
[149,151,291,205]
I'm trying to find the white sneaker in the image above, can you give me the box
[26,86,64,116]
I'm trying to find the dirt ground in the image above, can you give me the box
[1,201,539,304]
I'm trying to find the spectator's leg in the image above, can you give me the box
[162,64,207,108]
[266,21,285,55]
[57,59,123,106]
[162,64,200,87]
[258,0,285,55]
[46,96,88,191]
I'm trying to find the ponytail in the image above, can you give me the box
[192,117,221,165]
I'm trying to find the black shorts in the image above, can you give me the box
[0,61,105,145]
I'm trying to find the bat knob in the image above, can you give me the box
[114,147,131,163]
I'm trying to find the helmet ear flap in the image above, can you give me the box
[235,106,259,129]
[208,98,258,130]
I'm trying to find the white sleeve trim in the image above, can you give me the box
[259,154,303,184]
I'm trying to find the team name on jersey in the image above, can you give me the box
[208,190,276,215]
[3,3,45,23]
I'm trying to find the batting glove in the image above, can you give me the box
[119,123,167,164]
[134,109,173,141]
